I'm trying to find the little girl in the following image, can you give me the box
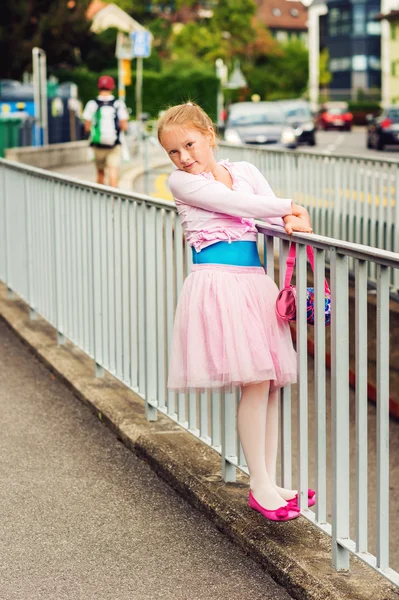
[158,102,313,522]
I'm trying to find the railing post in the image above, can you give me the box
[314,247,327,524]
[296,242,309,511]
[91,191,104,378]
[221,390,236,483]
[376,264,390,569]
[355,259,368,553]
[279,238,292,489]
[330,248,350,572]
[143,203,158,421]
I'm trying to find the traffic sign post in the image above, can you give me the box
[131,31,151,58]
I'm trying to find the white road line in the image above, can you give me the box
[326,133,346,153]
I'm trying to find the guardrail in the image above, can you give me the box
[0,158,398,586]
[217,142,399,291]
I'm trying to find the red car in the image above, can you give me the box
[317,103,353,131]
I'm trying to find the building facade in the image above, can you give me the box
[326,0,381,98]
[255,0,308,43]
[377,10,399,104]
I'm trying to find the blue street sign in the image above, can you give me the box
[131,31,151,58]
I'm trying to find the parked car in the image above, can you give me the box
[366,107,399,150]
[277,99,316,146]
[317,102,353,131]
[223,101,297,149]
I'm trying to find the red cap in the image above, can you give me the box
[97,75,115,91]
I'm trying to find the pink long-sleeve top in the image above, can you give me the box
[168,159,293,253]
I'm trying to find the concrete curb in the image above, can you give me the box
[119,153,171,191]
[0,283,397,600]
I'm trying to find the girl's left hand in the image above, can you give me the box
[283,215,313,235]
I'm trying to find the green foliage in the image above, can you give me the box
[348,101,381,113]
[243,40,308,100]
[319,48,332,87]
[101,0,135,12]
[170,23,224,63]
[211,0,257,54]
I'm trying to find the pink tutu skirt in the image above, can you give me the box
[168,264,297,393]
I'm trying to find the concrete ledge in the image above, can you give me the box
[0,281,397,600]
[5,141,91,169]
[119,156,171,190]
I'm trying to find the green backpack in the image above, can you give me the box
[90,98,121,148]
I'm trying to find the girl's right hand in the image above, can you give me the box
[291,203,311,224]
[283,215,313,235]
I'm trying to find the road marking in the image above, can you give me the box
[325,133,346,154]
[151,173,173,201]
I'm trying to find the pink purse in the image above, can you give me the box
[275,244,331,326]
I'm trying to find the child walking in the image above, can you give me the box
[158,102,314,522]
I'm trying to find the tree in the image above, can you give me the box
[0,0,91,79]
[319,47,332,91]
[210,0,257,58]
[244,39,308,100]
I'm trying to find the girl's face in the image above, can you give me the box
[160,125,216,174]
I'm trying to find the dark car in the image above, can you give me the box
[316,102,353,131]
[366,107,399,150]
[277,99,316,146]
[223,101,297,149]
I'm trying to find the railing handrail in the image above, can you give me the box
[219,140,399,166]
[2,157,399,270]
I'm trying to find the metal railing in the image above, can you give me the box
[217,142,399,291]
[1,158,398,586]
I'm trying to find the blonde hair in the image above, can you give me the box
[158,102,215,146]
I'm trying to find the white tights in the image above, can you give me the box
[237,381,297,510]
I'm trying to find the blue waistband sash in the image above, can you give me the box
[192,241,262,267]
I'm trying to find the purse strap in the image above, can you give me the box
[284,244,331,295]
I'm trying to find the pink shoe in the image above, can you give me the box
[287,488,316,509]
[248,491,300,522]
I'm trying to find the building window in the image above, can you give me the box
[290,8,299,17]
[352,55,367,71]
[329,8,339,36]
[369,56,381,70]
[330,57,351,71]
[328,7,351,36]
[391,23,397,40]
[353,4,366,35]
[276,30,288,41]
[392,61,396,76]
[367,20,381,34]
[367,8,381,35]
[272,8,282,16]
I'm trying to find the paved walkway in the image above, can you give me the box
[0,319,293,600]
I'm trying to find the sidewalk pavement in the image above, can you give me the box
[1,280,398,600]
[0,317,296,600]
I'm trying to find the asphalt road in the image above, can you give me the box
[0,319,293,600]
[302,127,399,160]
